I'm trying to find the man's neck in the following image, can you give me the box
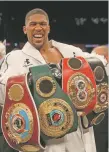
[40,40,52,53]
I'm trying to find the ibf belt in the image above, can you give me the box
[62,57,97,116]
[81,57,108,129]
[1,74,44,152]
[29,64,78,143]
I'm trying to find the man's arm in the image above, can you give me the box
[0,54,9,105]
[0,53,18,105]
[83,50,108,76]
[92,45,108,62]
[91,45,109,76]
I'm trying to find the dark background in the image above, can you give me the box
[0,1,108,44]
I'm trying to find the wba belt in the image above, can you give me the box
[81,57,108,129]
[62,57,97,116]
[2,74,43,152]
[29,64,78,144]
[86,57,108,113]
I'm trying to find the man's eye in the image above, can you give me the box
[29,22,47,27]
[29,22,36,26]
[40,22,47,26]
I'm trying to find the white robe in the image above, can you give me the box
[0,40,108,152]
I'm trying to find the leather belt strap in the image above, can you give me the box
[86,57,108,113]
[62,57,97,116]
[2,74,44,152]
[81,57,108,128]
[29,64,78,144]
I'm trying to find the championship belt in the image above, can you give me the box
[62,57,97,116]
[29,64,78,144]
[81,57,108,129]
[1,74,44,152]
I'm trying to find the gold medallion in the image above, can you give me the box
[38,98,74,138]
[5,103,33,144]
[36,76,56,98]
[97,83,108,105]
[8,84,24,101]
[94,83,108,113]
[21,145,40,152]
[67,73,95,109]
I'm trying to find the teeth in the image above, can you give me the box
[34,35,42,38]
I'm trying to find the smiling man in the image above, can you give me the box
[0,8,108,152]
[23,11,50,50]
[23,9,63,64]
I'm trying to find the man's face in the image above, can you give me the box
[23,14,50,50]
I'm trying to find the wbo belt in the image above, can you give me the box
[81,57,108,129]
[29,64,78,145]
[62,57,97,116]
[1,74,42,152]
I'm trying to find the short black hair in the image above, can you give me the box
[25,8,49,25]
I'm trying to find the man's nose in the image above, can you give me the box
[34,24,42,30]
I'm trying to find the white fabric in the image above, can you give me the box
[0,58,4,66]
[0,42,6,57]
[0,40,108,152]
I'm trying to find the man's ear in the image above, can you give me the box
[23,26,27,35]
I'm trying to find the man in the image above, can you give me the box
[0,8,108,152]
